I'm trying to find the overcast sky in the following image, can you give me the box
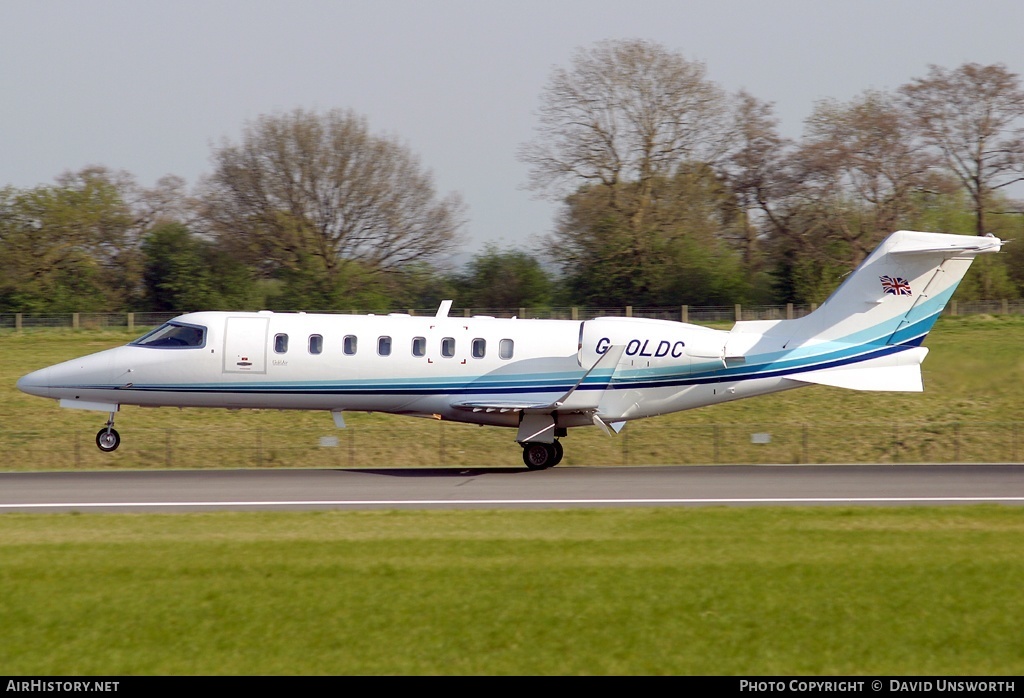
[2,0,1023,259]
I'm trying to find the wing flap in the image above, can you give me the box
[450,400,554,413]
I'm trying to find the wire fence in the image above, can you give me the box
[2,299,1023,331]
[4,420,1021,470]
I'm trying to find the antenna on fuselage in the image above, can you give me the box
[436,300,453,318]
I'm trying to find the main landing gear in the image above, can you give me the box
[96,411,121,452]
[521,440,563,470]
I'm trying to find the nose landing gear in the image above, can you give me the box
[96,411,121,452]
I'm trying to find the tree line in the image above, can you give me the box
[3,40,1024,315]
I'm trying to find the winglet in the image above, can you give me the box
[553,343,626,409]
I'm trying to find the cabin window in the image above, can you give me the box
[472,338,486,359]
[441,337,455,358]
[274,334,289,353]
[131,322,206,349]
[412,336,426,357]
[378,336,392,357]
[344,335,357,355]
[499,338,514,360]
[309,335,323,355]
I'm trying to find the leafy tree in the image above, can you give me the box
[0,172,137,312]
[266,255,399,312]
[555,167,748,307]
[388,261,461,311]
[141,223,262,312]
[449,245,554,309]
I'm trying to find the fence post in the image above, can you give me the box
[73,313,80,330]
[572,307,578,321]
[735,304,742,321]
[786,303,793,320]
[625,306,633,317]
[127,312,134,333]
[681,305,688,323]
[950,300,958,316]
[1002,299,1009,315]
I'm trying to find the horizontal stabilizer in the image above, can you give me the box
[789,347,929,392]
[888,234,1004,256]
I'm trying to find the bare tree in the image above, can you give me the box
[795,90,937,266]
[519,39,731,230]
[725,91,795,269]
[197,109,465,283]
[900,62,1024,235]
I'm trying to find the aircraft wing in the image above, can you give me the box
[450,345,627,443]
[450,344,626,416]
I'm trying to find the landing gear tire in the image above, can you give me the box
[522,441,562,470]
[96,428,121,453]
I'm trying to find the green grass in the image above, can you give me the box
[2,506,1023,675]
[1,315,1022,468]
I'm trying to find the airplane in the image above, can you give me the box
[16,230,1004,469]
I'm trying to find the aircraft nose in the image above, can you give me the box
[16,367,52,398]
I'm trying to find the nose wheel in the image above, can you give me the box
[96,428,121,452]
[96,411,121,452]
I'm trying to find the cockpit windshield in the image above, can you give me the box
[131,322,207,348]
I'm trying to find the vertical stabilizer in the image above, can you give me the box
[723,231,1003,393]
[738,231,1003,351]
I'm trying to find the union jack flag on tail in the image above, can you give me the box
[880,275,912,296]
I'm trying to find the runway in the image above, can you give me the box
[1,463,1023,513]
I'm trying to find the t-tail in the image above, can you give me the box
[725,231,1004,392]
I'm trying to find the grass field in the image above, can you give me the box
[1,315,1022,469]
[2,506,1023,675]
[1,316,1023,675]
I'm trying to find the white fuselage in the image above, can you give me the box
[18,310,798,431]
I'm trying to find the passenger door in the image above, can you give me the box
[223,316,269,374]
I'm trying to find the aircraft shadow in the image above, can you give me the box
[337,467,531,478]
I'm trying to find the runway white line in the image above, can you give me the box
[4,496,1024,509]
